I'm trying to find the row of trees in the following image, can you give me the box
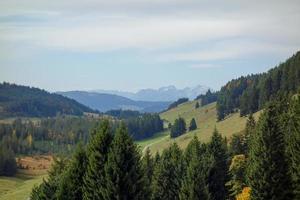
[31,120,228,200]
[0,145,17,176]
[167,98,189,110]
[170,117,197,138]
[0,113,164,155]
[126,114,164,140]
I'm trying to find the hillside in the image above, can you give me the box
[0,83,94,118]
[144,100,261,153]
[58,91,170,112]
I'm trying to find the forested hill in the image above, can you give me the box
[0,82,95,118]
[198,51,300,120]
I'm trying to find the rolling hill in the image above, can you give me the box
[0,83,95,118]
[141,100,261,154]
[57,91,171,112]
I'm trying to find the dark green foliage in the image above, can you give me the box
[105,109,141,119]
[195,101,200,109]
[285,97,300,199]
[126,113,164,140]
[196,89,218,106]
[229,133,244,155]
[168,98,189,110]
[57,143,88,200]
[217,51,300,120]
[31,157,68,200]
[0,146,17,176]
[170,117,186,138]
[189,118,197,131]
[180,136,213,200]
[0,116,99,155]
[104,123,146,199]
[0,82,94,118]
[247,102,292,200]
[208,128,228,200]
[152,143,185,200]
[83,120,113,200]
[142,147,154,197]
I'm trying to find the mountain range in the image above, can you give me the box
[57,91,171,113]
[92,85,209,102]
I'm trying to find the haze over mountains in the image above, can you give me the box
[57,85,209,112]
[58,91,171,113]
[92,85,210,102]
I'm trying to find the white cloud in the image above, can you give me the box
[0,0,300,62]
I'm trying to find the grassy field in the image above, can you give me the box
[135,130,170,153]
[144,101,261,154]
[0,173,45,200]
[0,156,52,200]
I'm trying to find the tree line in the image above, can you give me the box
[196,51,300,120]
[31,93,300,200]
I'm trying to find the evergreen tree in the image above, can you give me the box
[57,143,87,200]
[104,123,146,199]
[31,157,68,200]
[285,97,300,199]
[142,148,154,190]
[189,118,197,131]
[152,143,185,200]
[83,120,113,200]
[195,101,200,109]
[208,128,228,200]
[180,136,212,200]
[170,117,186,138]
[243,113,256,155]
[247,102,292,199]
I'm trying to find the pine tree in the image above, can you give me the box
[31,157,68,200]
[247,102,292,199]
[83,120,113,200]
[152,143,185,200]
[208,128,228,200]
[180,136,212,200]
[57,143,87,200]
[104,123,146,199]
[285,97,300,199]
[243,113,256,155]
[142,147,154,193]
[189,118,197,131]
[170,117,186,138]
[195,101,200,109]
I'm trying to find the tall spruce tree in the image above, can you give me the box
[142,147,154,197]
[285,97,300,199]
[83,120,113,200]
[104,123,146,200]
[152,143,185,200]
[208,128,228,200]
[247,102,292,199]
[189,118,197,131]
[57,143,87,200]
[180,136,212,200]
[31,157,68,200]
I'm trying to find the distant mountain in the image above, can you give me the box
[0,83,95,118]
[93,85,210,102]
[58,91,171,112]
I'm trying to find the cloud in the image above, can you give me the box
[0,0,300,63]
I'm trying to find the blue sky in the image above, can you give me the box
[0,0,300,92]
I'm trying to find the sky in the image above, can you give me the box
[0,0,300,92]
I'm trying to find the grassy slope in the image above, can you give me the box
[0,173,45,200]
[145,101,261,154]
